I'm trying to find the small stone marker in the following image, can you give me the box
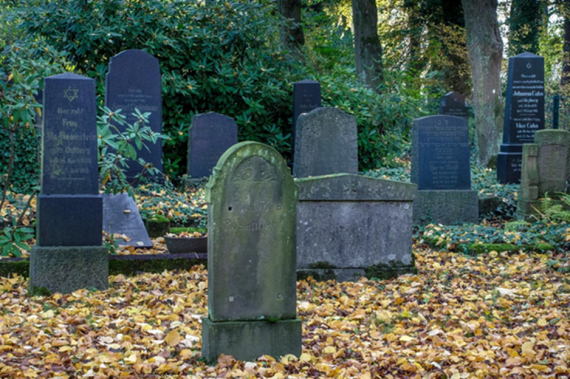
[296,174,417,281]
[102,194,153,248]
[498,52,545,184]
[518,129,570,219]
[202,141,301,362]
[30,73,108,294]
[292,80,321,155]
[293,107,358,178]
[187,112,238,179]
[439,91,468,119]
[105,49,163,181]
[411,115,478,225]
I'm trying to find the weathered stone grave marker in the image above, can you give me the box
[295,109,417,281]
[411,115,478,225]
[439,91,468,119]
[292,80,321,157]
[30,73,108,294]
[518,129,570,219]
[105,49,163,181]
[102,193,152,248]
[202,141,301,362]
[187,112,238,179]
[498,52,545,184]
[293,107,358,178]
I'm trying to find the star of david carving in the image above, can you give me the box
[63,86,79,102]
[526,63,532,69]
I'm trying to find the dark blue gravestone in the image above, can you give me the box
[30,73,107,294]
[187,112,238,178]
[439,92,469,119]
[292,80,321,157]
[411,115,471,190]
[498,52,545,184]
[105,50,163,181]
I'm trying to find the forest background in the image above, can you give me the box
[0,0,568,192]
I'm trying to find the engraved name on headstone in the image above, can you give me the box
[439,91,469,119]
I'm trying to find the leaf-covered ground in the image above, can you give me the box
[1,247,569,378]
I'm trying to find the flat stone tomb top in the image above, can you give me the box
[188,112,238,178]
[206,141,298,322]
[296,174,416,201]
[42,73,98,195]
[105,49,163,179]
[102,193,152,248]
[412,115,471,190]
[504,52,545,145]
[293,107,358,178]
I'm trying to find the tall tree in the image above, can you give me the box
[352,0,383,91]
[462,0,503,167]
[508,0,542,56]
[562,0,570,87]
[278,0,305,51]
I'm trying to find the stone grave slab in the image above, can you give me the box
[30,73,107,295]
[498,52,545,184]
[292,80,321,156]
[106,50,163,181]
[439,91,468,119]
[202,141,301,362]
[296,174,417,281]
[102,193,152,248]
[187,112,238,179]
[293,107,358,178]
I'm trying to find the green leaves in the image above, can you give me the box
[0,220,34,257]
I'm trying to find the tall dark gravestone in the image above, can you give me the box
[293,107,358,178]
[411,115,478,224]
[30,73,108,294]
[187,112,238,179]
[498,52,545,184]
[105,50,163,181]
[202,142,301,362]
[292,80,321,158]
[439,91,469,119]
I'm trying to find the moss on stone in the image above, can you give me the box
[308,261,336,269]
[0,260,29,278]
[169,227,207,235]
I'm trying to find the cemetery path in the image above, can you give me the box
[0,248,569,378]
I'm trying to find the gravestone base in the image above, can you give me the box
[413,190,479,225]
[29,245,108,294]
[201,318,302,362]
[497,145,523,184]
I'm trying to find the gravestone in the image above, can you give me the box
[292,80,321,156]
[30,73,108,294]
[202,141,301,362]
[187,112,238,179]
[296,174,417,281]
[518,129,570,219]
[411,115,478,225]
[102,194,153,248]
[293,107,358,178]
[105,49,163,181]
[498,52,545,184]
[439,91,468,119]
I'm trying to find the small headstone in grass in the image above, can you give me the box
[30,73,107,295]
[439,91,469,119]
[293,107,358,178]
[187,112,238,179]
[105,49,163,182]
[498,52,545,184]
[411,115,478,225]
[102,193,153,248]
[202,141,301,362]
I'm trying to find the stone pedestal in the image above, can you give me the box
[296,174,417,281]
[29,245,108,294]
[202,318,302,362]
[413,190,479,225]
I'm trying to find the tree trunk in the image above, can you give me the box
[352,0,383,91]
[508,0,542,56]
[462,0,503,167]
[278,0,305,51]
[562,0,570,87]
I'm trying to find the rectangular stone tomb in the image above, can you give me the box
[296,174,417,281]
[102,193,152,248]
[203,141,301,362]
[498,52,545,184]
